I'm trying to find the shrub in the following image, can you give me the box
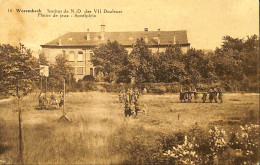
[163,125,259,164]
[229,124,259,164]
[73,80,97,92]
[83,75,95,82]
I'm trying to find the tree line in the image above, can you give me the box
[0,34,258,97]
[92,35,259,91]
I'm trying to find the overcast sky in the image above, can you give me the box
[0,0,258,55]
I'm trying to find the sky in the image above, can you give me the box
[0,0,258,55]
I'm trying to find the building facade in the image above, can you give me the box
[41,25,190,80]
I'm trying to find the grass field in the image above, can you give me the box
[0,92,259,164]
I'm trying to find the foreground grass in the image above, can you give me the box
[0,92,259,164]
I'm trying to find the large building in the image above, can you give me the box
[41,25,190,80]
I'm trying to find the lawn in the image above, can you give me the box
[0,92,259,164]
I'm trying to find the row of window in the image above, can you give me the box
[75,67,94,76]
[69,51,93,61]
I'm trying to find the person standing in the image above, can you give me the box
[194,89,199,103]
[187,87,192,103]
[209,88,215,103]
[59,92,64,108]
[202,92,207,103]
[218,89,223,103]
[38,92,44,110]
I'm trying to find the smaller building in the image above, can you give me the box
[41,25,190,80]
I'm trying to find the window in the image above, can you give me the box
[86,51,93,61]
[77,67,83,75]
[78,51,83,61]
[69,51,75,61]
[90,51,93,60]
[90,68,93,76]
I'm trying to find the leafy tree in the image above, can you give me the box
[221,36,244,52]
[0,44,38,99]
[92,40,130,83]
[38,52,48,65]
[182,48,215,87]
[241,35,259,77]
[128,38,155,83]
[0,44,39,164]
[213,35,259,91]
[48,53,75,91]
[154,45,186,83]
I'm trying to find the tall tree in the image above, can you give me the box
[92,40,130,83]
[0,44,38,98]
[0,44,39,164]
[38,52,48,65]
[128,38,155,83]
[213,35,259,91]
[48,52,75,91]
[182,48,215,87]
[154,45,186,83]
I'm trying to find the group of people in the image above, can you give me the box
[38,91,64,110]
[118,88,140,117]
[180,88,223,103]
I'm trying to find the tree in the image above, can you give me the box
[128,38,155,83]
[0,43,38,164]
[48,52,75,91]
[154,45,186,83]
[181,48,215,87]
[38,52,48,65]
[213,35,259,91]
[0,44,39,99]
[92,40,130,83]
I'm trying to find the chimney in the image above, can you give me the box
[87,28,90,40]
[101,24,105,41]
[173,32,176,45]
[144,28,148,43]
[157,28,161,45]
[58,33,62,46]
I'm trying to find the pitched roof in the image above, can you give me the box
[42,30,189,47]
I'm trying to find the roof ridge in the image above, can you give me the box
[66,30,187,33]
[43,30,189,46]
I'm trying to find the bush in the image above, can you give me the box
[140,83,182,94]
[83,75,95,82]
[73,80,97,92]
[163,125,259,164]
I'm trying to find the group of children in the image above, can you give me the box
[180,88,223,103]
[38,91,64,110]
[118,88,140,117]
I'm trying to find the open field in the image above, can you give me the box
[0,92,259,164]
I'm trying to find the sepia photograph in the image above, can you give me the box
[0,0,259,164]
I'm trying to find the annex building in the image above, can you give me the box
[41,25,190,80]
